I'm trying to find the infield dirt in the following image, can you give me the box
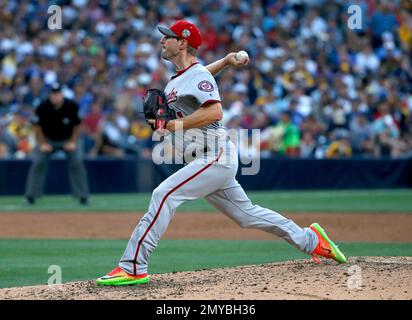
[1,212,411,241]
[0,257,411,299]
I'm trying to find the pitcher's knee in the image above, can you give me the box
[151,184,182,214]
[151,185,167,202]
[238,219,253,228]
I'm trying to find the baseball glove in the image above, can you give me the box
[143,89,176,131]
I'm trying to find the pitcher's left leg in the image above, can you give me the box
[205,182,317,254]
[206,181,347,262]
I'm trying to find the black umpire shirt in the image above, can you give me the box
[32,98,81,142]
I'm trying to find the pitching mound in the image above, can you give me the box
[1,257,411,300]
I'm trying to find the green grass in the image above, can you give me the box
[1,189,412,213]
[0,239,411,288]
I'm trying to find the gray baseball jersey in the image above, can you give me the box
[119,62,318,275]
[164,62,229,163]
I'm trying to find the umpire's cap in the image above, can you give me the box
[51,82,62,92]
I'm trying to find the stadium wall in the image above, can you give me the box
[0,157,411,195]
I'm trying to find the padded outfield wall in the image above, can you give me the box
[0,157,411,195]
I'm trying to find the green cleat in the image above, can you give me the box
[310,223,347,264]
[96,267,150,286]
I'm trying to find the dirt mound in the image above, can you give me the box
[1,257,411,300]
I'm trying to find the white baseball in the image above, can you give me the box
[235,50,249,62]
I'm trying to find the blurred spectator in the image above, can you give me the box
[349,113,376,157]
[299,131,316,158]
[372,102,408,157]
[325,130,353,159]
[82,102,103,154]
[4,111,34,158]
[369,2,399,48]
[89,109,139,157]
[129,114,153,156]
[323,100,349,131]
[290,86,313,118]
[300,114,326,139]
[354,45,380,76]
[0,142,9,159]
[398,10,412,52]
[281,62,315,93]
[288,98,305,126]
[261,111,300,156]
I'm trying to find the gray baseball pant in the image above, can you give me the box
[119,149,318,275]
[25,140,89,198]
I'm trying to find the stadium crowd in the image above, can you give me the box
[0,0,412,159]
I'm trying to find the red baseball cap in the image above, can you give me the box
[158,20,202,49]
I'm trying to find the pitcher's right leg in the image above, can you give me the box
[97,152,233,286]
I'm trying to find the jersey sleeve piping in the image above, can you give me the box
[200,99,221,108]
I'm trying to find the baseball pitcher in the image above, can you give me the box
[97,20,347,286]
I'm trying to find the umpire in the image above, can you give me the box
[25,83,89,205]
